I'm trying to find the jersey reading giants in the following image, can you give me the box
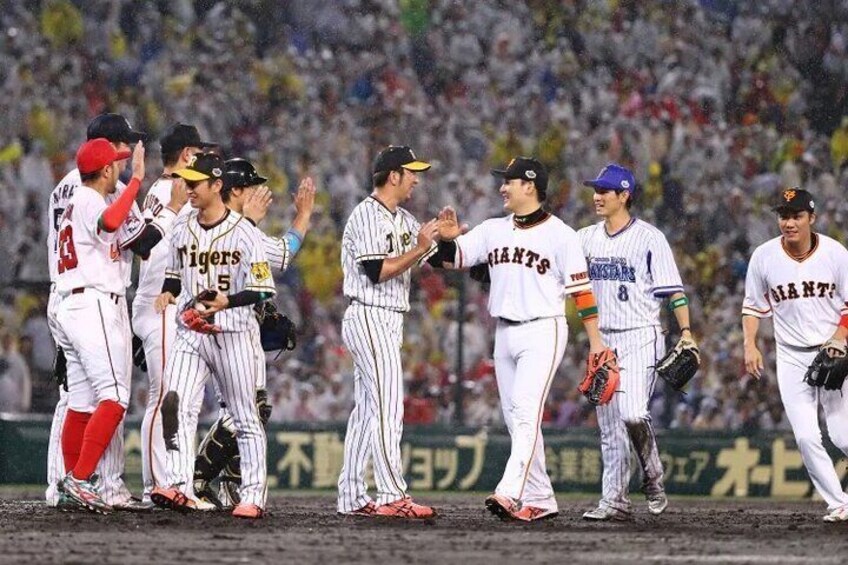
[166,210,276,332]
[743,233,848,348]
[454,212,591,320]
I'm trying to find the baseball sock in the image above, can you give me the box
[72,400,126,481]
[62,409,92,472]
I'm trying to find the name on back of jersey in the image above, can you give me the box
[770,280,836,303]
[177,243,243,275]
[588,256,636,283]
[488,245,551,275]
[143,193,165,216]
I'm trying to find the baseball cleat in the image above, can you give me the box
[150,486,196,513]
[485,493,520,521]
[338,501,377,517]
[375,497,436,519]
[582,505,632,521]
[510,506,559,522]
[60,472,112,514]
[647,492,668,515]
[232,503,264,519]
[55,493,82,512]
[113,496,156,512]
[823,505,848,522]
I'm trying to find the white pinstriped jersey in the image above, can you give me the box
[260,231,295,273]
[136,177,189,299]
[54,184,145,295]
[166,209,276,332]
[454,213,592,321]
[742,233,848,348]
[47,170,143,286]
[341,196,431,312]
[578,218,684,331]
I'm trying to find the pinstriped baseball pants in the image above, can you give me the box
[494,316,568,511]
[595,326,665,511]
[164,328,268,508]
[337,303,408,512]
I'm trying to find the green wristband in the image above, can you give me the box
[668,296,689,311]
[578,306,599,319]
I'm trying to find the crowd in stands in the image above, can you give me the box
[2,0,848,435]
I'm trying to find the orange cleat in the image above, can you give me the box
[339,501,377,517]
[150,486,196,513]
[232,503,264,519]
[375,497,436,519]
[510,506,559,522]
[484,493,519,521]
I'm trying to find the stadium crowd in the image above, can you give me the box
[2,0,848,434]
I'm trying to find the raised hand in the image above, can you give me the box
[168,176,188,211]
[417,218,440,249]
[437,206,468,241]
[243,185,273,224]
[131,141,145,180]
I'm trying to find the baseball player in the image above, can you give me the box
[51,137,152,512]
[132,123,214,503]
[435,157,608,522]
[149,153,276,519]
[45,113,175,511]
[192,158,316,509]
[337,145,440,519]
[743,188,848,522]
[577,164,693,521]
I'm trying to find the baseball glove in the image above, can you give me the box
[578,348,620,405]
[180,290,222,334]
[255,302,296,352]
[657,336,700,391]
[805,339,848,391]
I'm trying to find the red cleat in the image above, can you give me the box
[232,503,264,519]
[375,497,436,519]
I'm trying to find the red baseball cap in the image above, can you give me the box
[76,138,131,175]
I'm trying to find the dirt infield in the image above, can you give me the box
[0,492,845,564]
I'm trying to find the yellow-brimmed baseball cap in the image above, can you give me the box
[373,145,431,174]
[172,152,225,181]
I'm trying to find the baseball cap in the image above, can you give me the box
[583,163,636,192]
[491,157,549,193]
[772,187,815,214]
[76,138,132,174]
[160,123,216,154]
[223,158,268,190]
[172,152,225,182]
[373,146,431,174]
[86,113,148,144]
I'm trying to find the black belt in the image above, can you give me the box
[498,317,540,326]
[71,287,121,304]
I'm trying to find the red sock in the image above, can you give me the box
[62,410,91,472]
[72,400,126,481]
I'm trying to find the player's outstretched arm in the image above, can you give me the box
[242,185,273,225]
[373,218,440,283]
[291,176,316,236]
[99,141,145,232]
[742,315,764,379]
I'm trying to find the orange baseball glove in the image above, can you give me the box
[578,348,620,405]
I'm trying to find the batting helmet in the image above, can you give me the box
[223,158,268,192]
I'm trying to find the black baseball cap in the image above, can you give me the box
[160,123,216,154]
[86,113,148,144]
[373,146,431,174]
[491,157,549,193]
[772,187,815,214]
[172,152,225,182]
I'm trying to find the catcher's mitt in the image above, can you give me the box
[578,348,620,405]
[805,340,848,391]
[255,302,296,352]
[180,290,222,334]
[657,336,700,391]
